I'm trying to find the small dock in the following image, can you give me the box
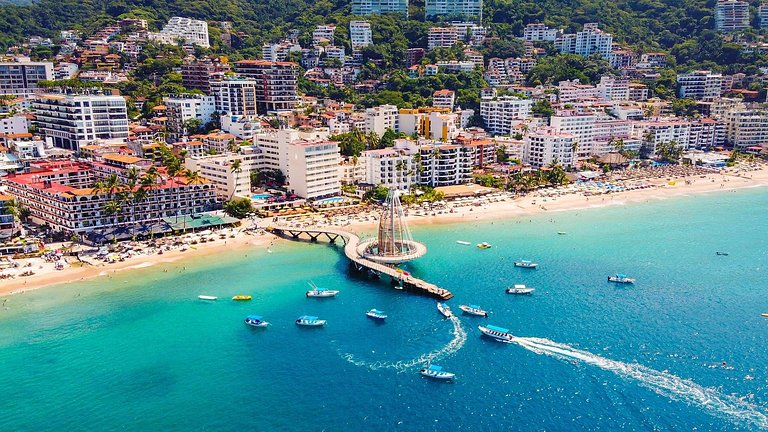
[266,226,453,300]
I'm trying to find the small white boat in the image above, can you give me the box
[477,242,492,249]
[437,302,453,318]
[198,295,217,301]
[244,315,269,327]
[456,240,471,245]
[419,365,455,380]
[558,231,567,235]
[514,260,538,269]
[459,304,488,317]
[506,284,535,295]
[295,315,326,326]
[478,325,514,342]
[366,309,387,320]
[607,274,635,284]
[305,281,339,298]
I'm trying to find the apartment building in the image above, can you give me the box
[428,27,460,49]
[210,78,258,116]
[351,0,409,16]
[1,161,216,234]
[286,140,340,199]
[596,76,630,101]
[630,119,692,156]
[677,71,724,100]
[233,60,298,113]
[148,17,210,48]
[185,147,263,199]
[432,89,456,111]
[523,127,576,168]
[523,23,559,42]
[365,104,399,136]
[312,25,336,46]
[549,111,598,159]
[350,21,373,50]
[760,4,768,28]
[363,143,418,190]
[262,41,302,62]
[0,61,54,97]
[479,96,533,136]
[558,80,599,102]
[181,59,230,95]
[418,143,473,187]
[33,93,129,152]
[556,23,613,58]
[715,0,750,32]
[163,94,216,140]
[724,109,768,148]
[425,0,482,22]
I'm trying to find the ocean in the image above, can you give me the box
[1,188,767,431]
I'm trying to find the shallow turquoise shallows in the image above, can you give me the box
[2,188,768,431]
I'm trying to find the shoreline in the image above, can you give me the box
[3,164,767,298]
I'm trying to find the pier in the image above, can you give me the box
[266,225,453,300]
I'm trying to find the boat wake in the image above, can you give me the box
[340,315,466,372]
[511,336,768,429]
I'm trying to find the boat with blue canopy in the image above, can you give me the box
[244,315,269,328]
[295,315,326,326]
[419,365,455,380]
[459,304,488,317]
[306,281,339,297]
[607,273,635,284]
[478,325,514,342]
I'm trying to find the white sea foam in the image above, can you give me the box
[341,315,466,372]
[512,336,768,429]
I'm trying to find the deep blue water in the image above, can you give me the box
[1,188,768,431]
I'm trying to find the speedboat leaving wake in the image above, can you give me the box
[340,315,466,372]
[510,335,768,430]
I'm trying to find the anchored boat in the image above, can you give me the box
[295,315,326,326]
[366,309,388,320]
[198,295,217,301]
[514,260,538,269]
[478,325,514,342]
[306,281,339,298]
[456,240,471,245]
[232,295,252,301]
[419,365,455,380]
[459,304,488,317]
[244,315,269,328]
[477,242,492,249]
[506,284,535,295]
[607,274,635,284]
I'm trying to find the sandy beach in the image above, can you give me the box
[3,163,767,298]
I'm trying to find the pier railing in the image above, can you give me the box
[266,226,453,300]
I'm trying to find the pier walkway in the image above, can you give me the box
[266,226,453,300]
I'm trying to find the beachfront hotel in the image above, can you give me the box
[2,160,216,234]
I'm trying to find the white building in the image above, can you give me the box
[596,76,630,101]
[287,140,340,199]
[677,71,724,100]
[148,17,210,48]
[363,141,418,190]
[715,0,750,32]
[523,23,559,42]
[0,61,54,97]
[163,94,216,140]
[450,22,487,46]
[312,25,336,46]
[428,27,460,50]
[724,109,768,149]
[220,114,263,140]
[556,23,613,58]
[425,0,482,22]
[432,89,455,111]
[365,104,399,136]
[630,119,692,156]
[480,96,533,136]
[418,143,473,186]
[549,111,598,159]
[351,0,409,16]
[54,62,79,81]
[349,21,373,50]
[33,93,129,151]
[210,78,258,116]
[185,148,263,200]
[523,127,576,168]
[558,80,599,102]
[0,115,29,135]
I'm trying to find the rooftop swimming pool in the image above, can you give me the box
[317,197,345,203]
[251,194,272,200]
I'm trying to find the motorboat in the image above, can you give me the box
[716,251,729,256]
[478,325,514,342]
[437,302,453,318]
[607,274,635,284]
[477,242,492,249]
[244,315,269,327]
[419,365,455,380]
[198,295,217,301]
[506,284,535,295]
[557,231,567,235]
[762,313,768,318]
[514,260,538,269]
[456,240,471,245]
[459,304,488,317]
[295,315,326,326]
[366,309,387,320]
[232,295,252,301]
[306,281,339,298]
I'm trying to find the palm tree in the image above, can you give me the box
[229,159,243,199]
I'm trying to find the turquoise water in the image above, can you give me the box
[251,193,272,200]
[2,188,768,431]
[317,197,345,203]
